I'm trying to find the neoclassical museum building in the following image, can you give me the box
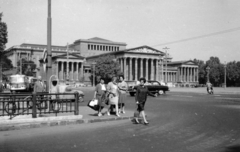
[4,37,199,86]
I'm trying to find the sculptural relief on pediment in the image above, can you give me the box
[129,48,159,54]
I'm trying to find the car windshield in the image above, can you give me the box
[10,76,25,83]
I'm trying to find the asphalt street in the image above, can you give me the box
[1,90,240,152]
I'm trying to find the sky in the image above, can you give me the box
[1,0,240,63]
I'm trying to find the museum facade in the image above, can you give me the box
[4,37,199,86]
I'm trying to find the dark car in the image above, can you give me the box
[128,80,169,96]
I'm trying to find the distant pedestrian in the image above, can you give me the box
[34,76,46,93]
[107,76,120,117]
[93,78,107,116]
[135,77,157,125]
[118,75,128,114]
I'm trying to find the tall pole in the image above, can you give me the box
[66,43,69,82]
[224,62,227,89]
[20,58,22,75]
[163,47,169,83]
[46,0,52,91]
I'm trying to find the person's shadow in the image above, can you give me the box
[223,145,240,152]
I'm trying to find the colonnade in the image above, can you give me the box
[178,67,198,82]
[118,57,161,81]
[56,61,84,82]
[117,57,199,83]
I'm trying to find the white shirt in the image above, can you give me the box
[100,84,106,91]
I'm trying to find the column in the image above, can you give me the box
[146,59,149,80]
[161,59,163,81]
[151,59,154,80]
[135,58,138,80]
[190,67,192,82]
[196,68,199,82]
[129,58,132,80]
[124,57,127,79]
[81,62,84,82]
[71,62,74,81]
[61,61,64,81]
[76,62,79,81]
[140,58,143,78]
[156,59,159,81]
[120,58,123,72]
[56,61,59,79]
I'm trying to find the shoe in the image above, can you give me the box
[98,113,102,117]
[121,111,125,114]
[135,119,139,124]
[107,112,110,116]
[143,122,149,125]
[116,114,120,117]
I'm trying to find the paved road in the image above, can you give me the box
[1,91,240,152]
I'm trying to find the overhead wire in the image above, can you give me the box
[152,27,240,47]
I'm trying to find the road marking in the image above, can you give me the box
[215,97,240,100]
[171,95,193,98]
[213,95,221,97]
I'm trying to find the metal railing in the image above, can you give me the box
[0,92,79,119]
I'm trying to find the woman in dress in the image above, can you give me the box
[118,75,128,114]
[135,77,156,125]
[93,78,107,116]
[107,76,120,117]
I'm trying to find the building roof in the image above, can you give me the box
[86,45,165,59]
[73,37,127,46]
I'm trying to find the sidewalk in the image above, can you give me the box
[0,106,134,132]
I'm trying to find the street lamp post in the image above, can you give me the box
[159,55,163,82]
[224,62,227,89]
[206,66,210,83]
[163,47,169,83]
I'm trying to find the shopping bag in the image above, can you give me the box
[87,99,104,111]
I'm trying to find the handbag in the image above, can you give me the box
[133,104,140,118]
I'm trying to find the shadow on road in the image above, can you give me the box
[223,145,240,152]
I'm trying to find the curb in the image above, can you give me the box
[0,116,134,132]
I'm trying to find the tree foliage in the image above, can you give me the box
[206,57,224,86]
[17,59,36,76]
[0,13,8,83]
[226,61,240,86]
[94,55,122,83]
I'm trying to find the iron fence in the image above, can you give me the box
[0,92,80,119]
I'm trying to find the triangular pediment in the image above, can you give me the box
[53,53,85,59]
[126,46,163,54]
[183,60,197,65]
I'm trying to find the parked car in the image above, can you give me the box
[128,80,169,96]
[58,84,84,102]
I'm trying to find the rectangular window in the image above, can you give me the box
[88,44,90,50]
[94,45,96,50]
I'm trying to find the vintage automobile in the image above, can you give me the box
[58,84,84,103]
[128,80,169,96]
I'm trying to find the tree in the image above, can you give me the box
[94,55,122,83]
[226,61,240,86]
[0,13,8,82]
[206,57,224,86]
[17,58,36,76]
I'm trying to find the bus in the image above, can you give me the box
[9,74,30,93]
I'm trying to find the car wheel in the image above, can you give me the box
[130,92,135,96]
[158,90,164,95]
